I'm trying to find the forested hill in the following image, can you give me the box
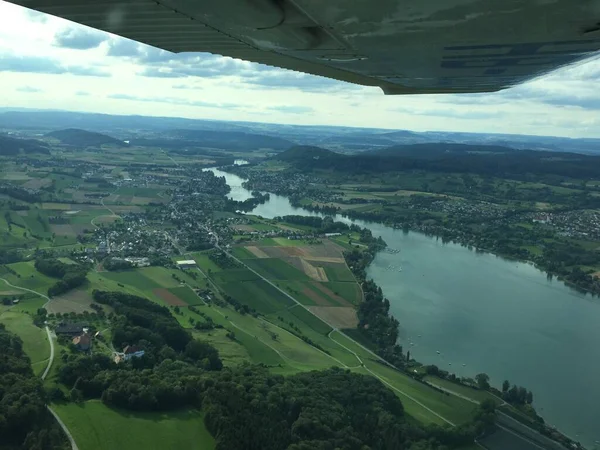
[46,128,127,147]
[0,134,50,155]
[275,144,600,178]
[374,142,518,157]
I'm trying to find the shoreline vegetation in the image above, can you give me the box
[273,214,583,449]
[337,225,583,450]
[227,163,600,298]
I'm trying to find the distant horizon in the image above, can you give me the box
[3,106,600,143]
[1,1,600,140]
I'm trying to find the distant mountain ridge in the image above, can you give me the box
[0,134,50,155]
[275,143,600,178]
[46,128,127,147]
[1,109,599,155]
[162,129,294,152]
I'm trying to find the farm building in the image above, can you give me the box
[114,345,145,363]
[176,260,197,269]
[123,345,145,360]
[55,322,89,336]
[72,333,91,351]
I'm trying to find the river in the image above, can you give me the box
[208,166,600,448]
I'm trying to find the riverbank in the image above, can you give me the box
[208,165,600,449]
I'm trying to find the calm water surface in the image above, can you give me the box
[208,167,600,448]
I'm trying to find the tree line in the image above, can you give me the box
[34,258,89,297]
[0,324,68,449]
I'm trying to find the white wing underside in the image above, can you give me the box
[8,0,600,94]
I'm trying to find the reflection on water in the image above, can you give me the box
[206,167,600,447]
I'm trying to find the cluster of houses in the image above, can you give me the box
[54,322,144,362]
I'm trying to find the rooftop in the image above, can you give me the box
[176,260,197,265]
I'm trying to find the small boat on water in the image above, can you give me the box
[436,350,441,354]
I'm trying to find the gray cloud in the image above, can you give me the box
[137,53,245,79]
[433,59,600,111]
[172,84,202,90]
[69,66,111,77]
[54,27,108,50]
[267,105,314,114]
[106,38,353,93]
[24,8,48,23]
[0,54,110,77]
[243,70,357,93]
[106,39,142,57]
[16,86,41,93]
[75,91,90,96]
[107,93,242,109]
[137,67,186,78]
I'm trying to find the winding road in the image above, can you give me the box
[0,278,77,449]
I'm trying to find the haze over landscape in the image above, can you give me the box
[2,0,600,138]
[2,2,600,450]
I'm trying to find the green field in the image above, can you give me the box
[244,258,308,281]
[321,262,356,282]
[365,361,478,425]
[322,281,361,304]
[167,286,202,305]
[230,246,256,259]
[190,252,223,272]
[52,401,215,450]
[276,280,319,306]
[4,261,57,292]
[0,311,49,376]
[424,376,502,405]
[288,305,332,335]
[192,327,251,367]
[219,280,295,314]
[101,270,162,290]
[211,268,260,283]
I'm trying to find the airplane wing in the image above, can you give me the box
[8,0,600,94]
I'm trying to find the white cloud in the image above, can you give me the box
[1,0,600,138]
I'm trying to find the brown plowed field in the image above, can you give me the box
[308,306,358,329]
[153,288,186,306]
[301,287,330,306]
[246,246,269,258]
[311,282,352,307]
[300,259,328,281]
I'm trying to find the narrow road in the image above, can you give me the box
[425,382,481,405]
[41,325,54,380]
[205,234,457,426]
[217,239,396,369]
[328,329,455,426]
[47,406,79,450]
[0,278,77,450]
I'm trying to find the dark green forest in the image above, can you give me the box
[0,324,68,450]
[275,144,600,179]
[50,291,497,450]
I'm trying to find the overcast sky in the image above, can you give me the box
[1,1,600,138]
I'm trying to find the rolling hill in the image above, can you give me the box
[0,134,50,155]
[46,128,127,147]
[274,143,600,178]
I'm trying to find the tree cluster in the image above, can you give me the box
[35,258,89,297]
[0,324,68,449]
